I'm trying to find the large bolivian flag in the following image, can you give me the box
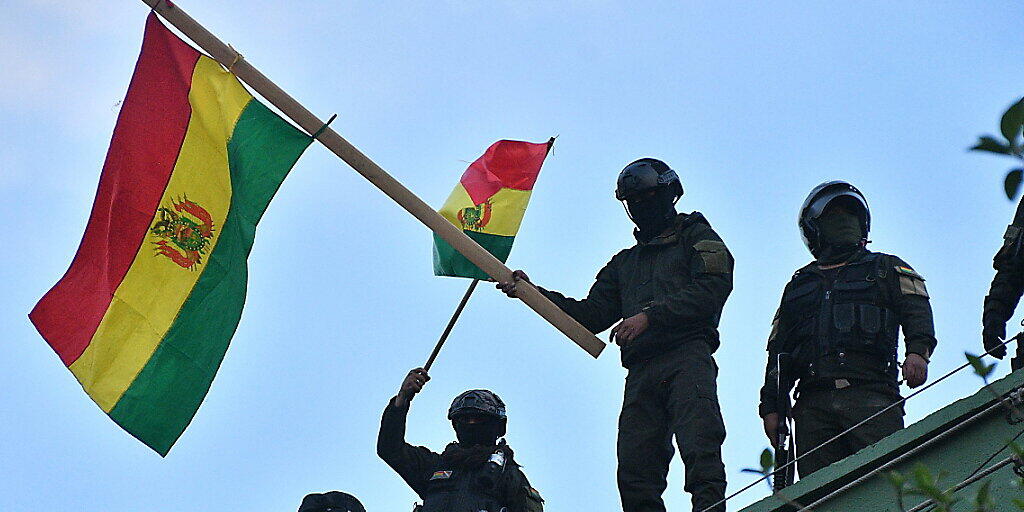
[29,14,311,455]
[433,139,553,280]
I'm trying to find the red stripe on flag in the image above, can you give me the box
[29,14,200,366]
[459,140,550,205]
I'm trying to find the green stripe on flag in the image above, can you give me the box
[432,231,514,281]
[109,100,311,455]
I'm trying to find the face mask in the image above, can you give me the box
[453,419,502,447]
[817,209,862,247]
[626,187,677,238]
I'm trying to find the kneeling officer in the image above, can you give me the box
[377,368,544,512]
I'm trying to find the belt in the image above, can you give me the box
[797,378,872,393]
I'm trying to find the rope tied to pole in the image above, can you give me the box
[227,44,243,74]
[311,114,338,140]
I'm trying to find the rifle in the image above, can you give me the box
[773,352,796,491]
[1012,330,1024,372]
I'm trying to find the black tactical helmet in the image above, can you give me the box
[799,180,871,255]
[614,158,684,201]
[447,389,507,420]
[297,491,366,512]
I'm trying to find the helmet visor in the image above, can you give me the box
[804,189,868,223]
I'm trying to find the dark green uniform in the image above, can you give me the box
[377,401,543,512]
[539,212,732,512]
[759,249,936,477]
[983,205,1024,367]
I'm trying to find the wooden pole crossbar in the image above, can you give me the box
[142,0,605,357]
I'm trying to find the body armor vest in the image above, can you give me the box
[419,458,510,512]
[778,252,900,379]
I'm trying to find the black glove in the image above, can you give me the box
[983,321,1008,359]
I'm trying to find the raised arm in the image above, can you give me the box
[377,368,440,495]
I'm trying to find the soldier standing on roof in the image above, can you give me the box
[982,199,1024,367]
[759,181,937,478]
[498,158,732,512]
[377,368,544,512]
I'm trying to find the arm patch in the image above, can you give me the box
[523,486,544,512]
[694,239,731,274]
[895,265,929,298]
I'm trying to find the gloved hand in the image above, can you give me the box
[610,312,649,346]
[496,270,531,298]
[761,413,781,449]
[902,353,929,388]
[983,321,1008,359]
[394,367,430,408]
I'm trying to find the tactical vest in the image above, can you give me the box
[778,252,900,379]
[418,459,510,512]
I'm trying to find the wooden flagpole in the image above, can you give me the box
[141,0,604,358]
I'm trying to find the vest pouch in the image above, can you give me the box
[832,279,875,302]
[785,281,820,313]
[833,302,855,333]
[858,304,882,336]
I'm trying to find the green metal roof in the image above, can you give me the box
[739,369,1024,511]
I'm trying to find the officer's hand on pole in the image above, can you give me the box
[394,368,430,408]
[902,353,928,388]
[610,312,649,345]
[496,270,531,298]
[983,321,1008,359]
[762,413,780,448]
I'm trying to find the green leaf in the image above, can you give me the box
[886,470,907,488]
[1007,169,1024,200]
[1010,440,1024,458]
[1001,98,1024,146]
[906,464,956,506]
[760,448,775,472]
[972,135,1012,155]
[966,352,996,380]
[975,481,992,509]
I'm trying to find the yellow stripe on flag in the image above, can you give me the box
[438,185,533,238]
[70,57,252,412]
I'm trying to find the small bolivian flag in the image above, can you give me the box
[29,14,311,455]
[433,139,553,280]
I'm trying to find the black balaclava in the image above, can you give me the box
[627,186,678,242]
[815,204,864,264]
[453,417,504,447]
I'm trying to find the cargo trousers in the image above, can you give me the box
[617,344,727,512]
[793,384,904,477]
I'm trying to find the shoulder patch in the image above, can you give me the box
[523,485,544,512]
[894,265,924,280]
[430,470,452,480]
[693,239,731,274]
[895,265,928,298]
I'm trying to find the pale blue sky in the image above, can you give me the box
[3,1,1024,511]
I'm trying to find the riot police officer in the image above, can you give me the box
[982,200,1024,365]
[498,158,732,512]
[377,368,544,512]
[759,181,936,477]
